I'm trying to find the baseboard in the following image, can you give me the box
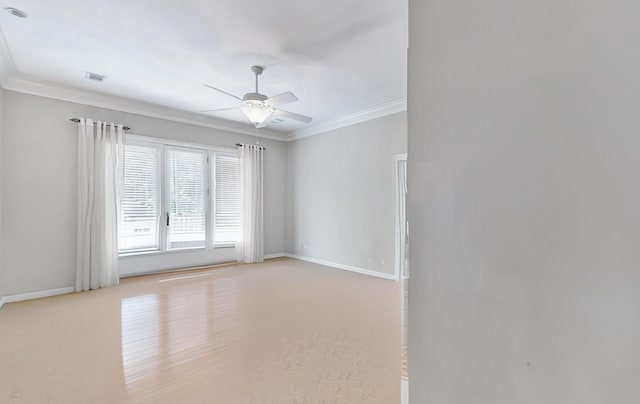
[264,253,287,260]
[2,287,75,304]
[401,379,409,404]
[285,254,397,280]
[0,256,390,310]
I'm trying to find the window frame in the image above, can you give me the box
[119,139,163,255]
[164,145,210,251]
[211,150,242,248]
[119,134,240,256]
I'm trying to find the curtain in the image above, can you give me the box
[76,118,123,292]
[236,144,264,264]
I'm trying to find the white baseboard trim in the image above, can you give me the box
[285,254,397,280]
[264,253,287,260]
[0,296,5,310]
[401,379,409,404]
[2,287,75,304]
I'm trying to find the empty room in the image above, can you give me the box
[0,1,409,403]
[3,0,640,403]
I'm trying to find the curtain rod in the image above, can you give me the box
[236,143,266,150]
[70,118,131,131]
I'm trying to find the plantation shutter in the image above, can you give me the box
[214,154,242,245]
[119,144,161,251]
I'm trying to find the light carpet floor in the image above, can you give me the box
[0,258,402,403]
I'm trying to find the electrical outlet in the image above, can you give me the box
[381,258,385,265]
[302,242,307,249]
[367,257,373,264]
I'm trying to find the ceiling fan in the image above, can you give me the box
[201,66,312,128]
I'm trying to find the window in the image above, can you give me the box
[120,144,161,252]
[118,138,241,254]
[213,154,241,246]
[167,148,207,250]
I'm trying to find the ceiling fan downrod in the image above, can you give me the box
[251,65,264,93]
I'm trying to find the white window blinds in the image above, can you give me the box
[118,138,242,255]
[167,148,207,250]
[213,154,241,245]
[120,144,161,251]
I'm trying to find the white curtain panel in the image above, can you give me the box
[76,118,123,292]
[236,144,264,264]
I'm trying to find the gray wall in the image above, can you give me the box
[0,90,287,295]
[408,0,640,402]
[287,112,407,276]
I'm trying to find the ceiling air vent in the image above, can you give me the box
[85,71,106,82]
[4,7,28,18]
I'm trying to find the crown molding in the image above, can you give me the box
[1,28,405,143]
[288,97,407,141]
[0,75,290,141]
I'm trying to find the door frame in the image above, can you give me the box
[393,153,408,281]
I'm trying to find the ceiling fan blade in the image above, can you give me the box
[203,84,242,101]
[197,107,240,113]
[275,109,313,124]
[266,91,298,106]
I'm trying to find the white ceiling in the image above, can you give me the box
[0,0,407,134]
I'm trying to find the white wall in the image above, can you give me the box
[0,86,4,299]
[0,90,287,295]
[0,28,8,299]
[287,112,407,276]
[408,0,640,402]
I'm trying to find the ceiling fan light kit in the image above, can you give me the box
[202,66,312,128]
[241,102,274,125]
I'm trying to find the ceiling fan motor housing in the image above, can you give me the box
[242,92,268,103]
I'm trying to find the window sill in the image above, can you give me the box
[119,245,235,258]
[213,244,236,249]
